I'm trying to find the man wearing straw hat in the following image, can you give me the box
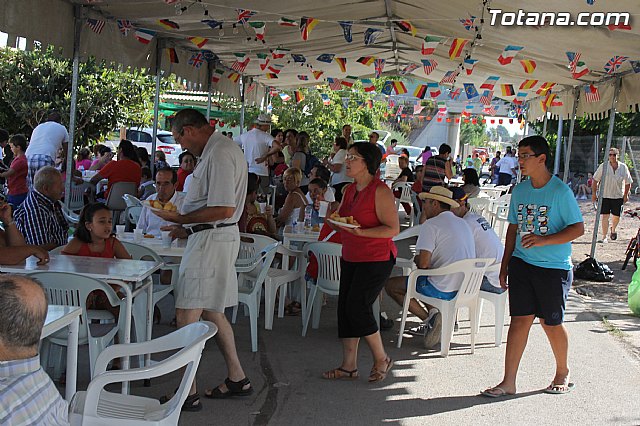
[385,186,475,349]
[236,113,274,195]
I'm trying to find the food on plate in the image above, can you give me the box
[144,200,178,212]
[143,234,155,239]
[329,212,360,226]
[311,224,321,232]
[163,202,177,211]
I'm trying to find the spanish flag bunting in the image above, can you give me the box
[520,59,536,74]
[312,70,324,80]
[393,81,408,95]
[188,36,208,48]
[357,56,375,66]
[542,93,556,112]
[536,82,556,95]
[395,20,416,36]
[300,17,319,41]
[448,38,468,60]
[294,91,305,103]
[227,72,240,83]
[335,57,347,73]
[413,84,428,99]
[265,73,279,79]
[158,19,180,30]
[500,84,515,97]
[166,47,179,64]
[519,79,538,90]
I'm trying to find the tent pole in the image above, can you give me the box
[553,115,563,175]
[542,113,548,138]
[590,77,622,258]
[206,61,212,120]
[239,76,246,135]
[562,88,580,183]
[150,39,162,176]
[64,4,82,210]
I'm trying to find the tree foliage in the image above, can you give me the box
[268,81,387,158]
[0,46,160,148]
[460,120,487,146]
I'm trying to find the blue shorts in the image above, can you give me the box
[407,276,458,301]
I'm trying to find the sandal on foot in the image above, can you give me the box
[204,377,253,399]
[481,386,515,398]
[610,232,617,241]
[368,358,393,383]
[544,380,575,394]
[159,390,202,412]
[322,367,359,380]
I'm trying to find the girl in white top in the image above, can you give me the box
[326,136,353,201]
[275,167,308,229]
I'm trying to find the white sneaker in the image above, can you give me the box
[407,321,429,336]
[597,237,608,244]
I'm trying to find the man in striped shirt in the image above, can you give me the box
[14,166,68,250]
[0,275,69,425]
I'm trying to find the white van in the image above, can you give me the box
[105,128,183,167]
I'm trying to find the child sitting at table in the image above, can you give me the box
[62,202,131,259]
[307,178,333,227]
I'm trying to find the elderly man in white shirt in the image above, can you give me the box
[137,168,185,237]
[235,114,274,195]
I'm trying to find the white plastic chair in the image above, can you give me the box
[302,242,342,336]
[410,191,422,227]
[124,206,142,231]
[68,182,90,211]
[122,194,142,208]
[477,264,509,347]
[397,258,493,357]
[233,235,280,352]
[30,271,131,378]
[263,244,306,330]
[121,242,178,338]
[392,181,413,219]
[68,321,217,426]
[61,203,80,225]
[106,182,137,226]
[468,197,491,216]
[392,225,420,276]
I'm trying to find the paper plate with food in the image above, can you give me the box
[328,212,360,229]
[143,200,178,214]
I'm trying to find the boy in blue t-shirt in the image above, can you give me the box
[482,136,584,398]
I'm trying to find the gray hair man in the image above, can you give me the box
[14,166,68,250]
[155,109,251,410]
[0,275,68,424]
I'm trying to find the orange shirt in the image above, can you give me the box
[100,159,142,197]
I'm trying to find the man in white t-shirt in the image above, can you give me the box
[385,186,475,348]
[235,114,274,194]
[25,112,69,190]
[137,168,186,237]
[496,148,518,186]
[450,188,505,293]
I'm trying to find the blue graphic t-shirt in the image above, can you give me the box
[508,175,583,270]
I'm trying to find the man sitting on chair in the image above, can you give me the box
[0,275,68,425]
[137,168,185,237]
[449,187,505,294]
[385,186,475,349]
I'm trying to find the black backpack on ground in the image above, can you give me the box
[574,255,614,282]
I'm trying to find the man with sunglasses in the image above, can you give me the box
[592,147,632,243]
[482,136,583,398]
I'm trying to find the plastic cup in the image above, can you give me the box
[116,225,125,237]
[258,202,267,213]
[295,222,304,233]
[318,201,329,218]
[134,228,143,243]
[161,231,172,248]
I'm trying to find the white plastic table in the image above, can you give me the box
[119,232,187,258]
[42,305,81,401]
[282,225,320,249]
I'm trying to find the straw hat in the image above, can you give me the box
[418,186,460,208]
[254,113,272,125]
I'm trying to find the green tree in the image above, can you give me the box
[269,81,386,158]
[495,124,512,143]
[0,46,159,148]
[460,120,487,146]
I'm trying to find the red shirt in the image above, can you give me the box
[7,155,28,195]
[176,167,192,191]
[64,236,116,258]
[99,159,142,197]
[338,180,397,262]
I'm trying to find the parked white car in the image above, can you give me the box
[105,128,183,167]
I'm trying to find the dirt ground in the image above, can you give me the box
[571,195,640,303]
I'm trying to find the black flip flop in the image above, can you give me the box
[205,377,253,399]
[159,390,202,412]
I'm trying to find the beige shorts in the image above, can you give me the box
[175,226,240,312]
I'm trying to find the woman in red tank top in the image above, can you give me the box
[323,142,399,383]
